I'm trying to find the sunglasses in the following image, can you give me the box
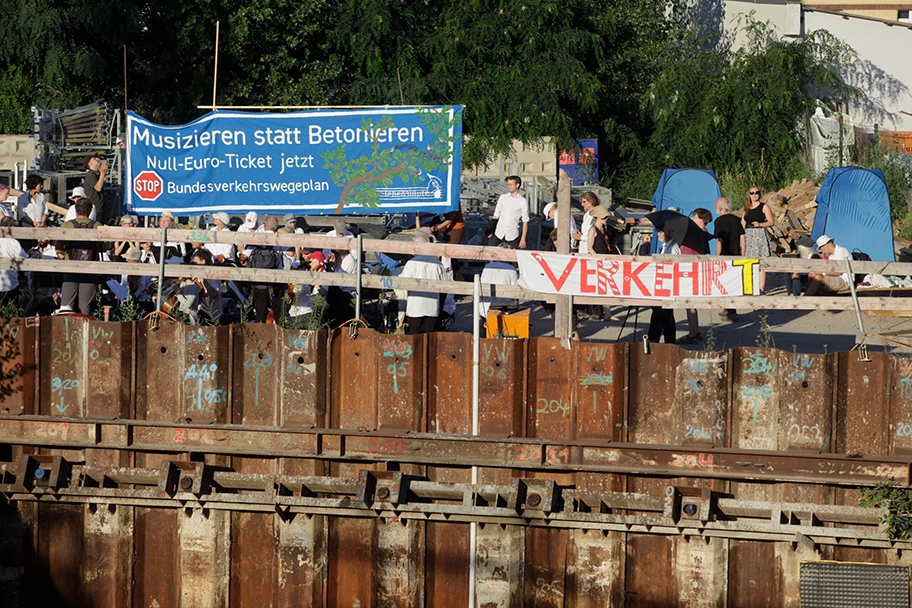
[749,191,760,195]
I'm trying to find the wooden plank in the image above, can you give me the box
[1,225,910,275]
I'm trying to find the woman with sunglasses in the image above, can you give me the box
[741,186,774,293]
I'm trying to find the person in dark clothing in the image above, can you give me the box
[57,198,100,315]
[647,230,679,344]
[712,198,746,319]
[587,206,611,255]
[713,198,745,256]
[82,156,109,225]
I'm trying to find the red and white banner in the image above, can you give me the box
[516,252,760,299]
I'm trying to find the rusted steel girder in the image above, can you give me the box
[0,455,898,550]
[1,415,909,487]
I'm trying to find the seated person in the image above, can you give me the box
[806,235,851,295]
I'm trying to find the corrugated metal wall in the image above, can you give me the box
[1,316,912,607]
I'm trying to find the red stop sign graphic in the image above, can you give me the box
[134,170,164,201]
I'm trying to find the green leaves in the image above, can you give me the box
[859,481,912,540]
[621,17,859,199]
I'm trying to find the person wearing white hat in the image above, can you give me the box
[806,235,852,295]
[238,211,260,233]
[205,211,237,263]
[542,202,581,250]
[64,186,97,222]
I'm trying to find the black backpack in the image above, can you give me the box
[63,219,99,261]
[850,251,871,285]
[247,246,280,270]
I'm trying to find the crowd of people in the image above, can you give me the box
[0,172,855,341]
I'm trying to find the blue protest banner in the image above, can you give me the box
[125,106,463,216]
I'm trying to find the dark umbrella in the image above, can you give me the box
[645,210,711,254]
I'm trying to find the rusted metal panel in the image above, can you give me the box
[84,321,133,420]
[475,523,524,608]
[39,316,88,420]
[133,320,188,608]
[427,332,471,436]
[328,328,378,608]
[525,338,575,607]
[834,351,891,565]
[330,328,378,431]
[673,351,729,607]
[181,510,230,608]
[626,343,680,607]
[276,328,327,608]
[376,333,425,434]
[232,323,280,427]
[277,329,327,429]
[731,348,780,453]
[575,343,625,443]
[475,338,526,608]
[36,504,84,604]
[728,541,777,607]
[567,343,626,607]
[779,352,833,455]
[0,317,36,416]
[180,325,231,425]
[729,348,781,607]
[478,338,525,440]
[676,352,729,448]
[836,352,889,457]
[890,353,912,457]
[426,333,471,608]
[230,324,280,607]
[375,331,425,608]
[81,322,133,608]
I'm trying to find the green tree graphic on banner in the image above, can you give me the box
[322,106,462,214]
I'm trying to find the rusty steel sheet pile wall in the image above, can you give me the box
[2,317,912,606]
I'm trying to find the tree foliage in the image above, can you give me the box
[0,2,862,201]
[620,19,859,199]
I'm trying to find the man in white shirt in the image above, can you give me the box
[491,175,529,249]
[807,235,853,295]
[17,174,47,227]
[205,211,237,264]
[398,234,447,334]
[479,259,519,319]
[0,217,27,304]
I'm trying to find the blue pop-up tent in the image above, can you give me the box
[650,168,722,252]
[811,167,894,262]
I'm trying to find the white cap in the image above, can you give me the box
[71,186,86,198]
[815,235,834,249]
[244,211,258,229]
[213,211,230,225]
[543,202,557,218]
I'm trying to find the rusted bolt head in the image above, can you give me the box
[179,477,193,491]
[376,487,391,500]
[527,493,542,508]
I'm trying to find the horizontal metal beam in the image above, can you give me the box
[1,416,909,487]
[0,456,899,549]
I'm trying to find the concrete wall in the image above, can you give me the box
[722,1,912,131]
[463,137,557,180]
[0,135,34,174]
